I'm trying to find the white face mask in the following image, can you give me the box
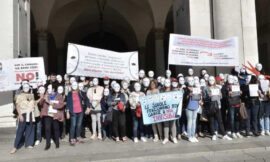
[56,75,62,83]
[188,78,194,86]
[201,70,207,76]
[160,77,165,86]
[166,70,171,78]
[148,71,154,78]
[64,74,69,81]
[122,82,129,90]
[200,79,206,87]
[23,84,30,93]
[139,70,145,79]
[157,76,161,83]
[104,88,110,96]
[194,76,199,83]
[38,87,46,94]
[70,77,76,84]
[188,68,194,76]
[114,84,120,93]
[93,78,99,86]
[111,81,116,89]
[209,77,215,85]
[204,74,209,81]
[57,86,64,94]
[256,63,262,72]
[78,83,84,91]
[89,81,94,87]
[179,77,185,85]
[194,80,200,87]
[164,79,171,88]
[178,73,183,78]
[219,73,224,80]
[72,82,78,90]
[143,78,150,87]
[104,80,110,85]
[240,68,246,74]
[134,83,141,92]
[80,76,85,81]
[172,82,178,88]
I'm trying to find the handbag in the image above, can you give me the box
[104,107,113,123]
[239,103,248,120]
[136,106,142,118]
[118,102,125,112]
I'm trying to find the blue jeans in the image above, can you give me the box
[14,113,35,149]
[229,107,240,133]
[70,112,83,140]
[186,109,197,138]
[132,111,145,138]
[35,117,42,141]
[260,101,270,131]
[246,102,259,134]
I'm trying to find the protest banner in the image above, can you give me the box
[0,57,46,92]
[139,91,183,125]
[66,43,139,81]
[168,34,239,67]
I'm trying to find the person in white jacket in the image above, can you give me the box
[129,82,146,143]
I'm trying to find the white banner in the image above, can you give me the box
[66,43,139,81]
[0,57,46,92]
[168,34,239,66]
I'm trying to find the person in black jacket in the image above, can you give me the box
[101,88,112,141]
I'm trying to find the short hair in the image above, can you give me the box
[50,73,56,76]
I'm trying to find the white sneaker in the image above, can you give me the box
[227,131,232,136]
[188,137,195,143]
[153,136,159,142]
[215,131,218,135]
[222,135,232,140]
[193,137,199,143]
[134,137,139,143]
[182,131,188,136]
[50,139,53,144]
[261,131,265,136]
[162,138,169,144]
[172,138,178,144]
[141,137,147,142]
[266,131,270,136]
[232,133,237,139]
[34,140,40,146]
[236,132,243,138]
[212,135,217,141]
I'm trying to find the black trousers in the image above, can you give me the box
[208,108,226,136]
[44,116,60,147]
[113,109,126,138]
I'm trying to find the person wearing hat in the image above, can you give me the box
[103,76,110,89]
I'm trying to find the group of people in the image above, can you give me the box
[10,63,270,154]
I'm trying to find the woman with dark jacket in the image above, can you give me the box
[107,83,127,142]
[101,88,112,140]
[66,82,91,145]
[241,75,260,137]
[40,83,65,150]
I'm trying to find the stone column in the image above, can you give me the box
[38,31,49,74]
[154,28,166,76]
[213,0,258,74]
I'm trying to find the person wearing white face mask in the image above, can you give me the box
[10,84,36,154]
[107,83,127,142]
[256,63,263,73]
[101,88,112,140]
[148,71,155,80]
[87,78,104,140]
[40,84,65,150]
[204,76,232,141]
[138,69,145,83]
[162,79,178,144]
[200,69,207,78]
[56,75,63,85]
[142,77,150,93]
[158,77,166,91]
[185,68,194,82]
[184,77,202,143]
[129,83,146,143]
[66,82,91,145]
[121,80,130,101]
[34,86,46,146]
[166,69,172,79]
[57,86,67,140]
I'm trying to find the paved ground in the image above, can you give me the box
[2,128,270,162]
